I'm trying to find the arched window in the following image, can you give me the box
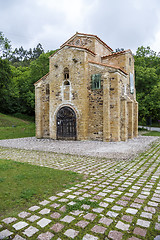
[63,80,70,101]
[64,67,69,79]
[64,80,70,86]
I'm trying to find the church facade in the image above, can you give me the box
[34,32,138,142]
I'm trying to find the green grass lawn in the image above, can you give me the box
[142,131,160,136]
[0,113,35,139]
[0,158,83,218]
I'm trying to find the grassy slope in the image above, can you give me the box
[0,113,35,139]
[0,159,83,218]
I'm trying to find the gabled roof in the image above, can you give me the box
[49,43,96,58]
[88,61,127,75]
[60,32,113,52]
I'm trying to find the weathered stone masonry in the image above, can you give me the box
[34,32,138,142]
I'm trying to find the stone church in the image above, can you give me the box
[34,32,138,142]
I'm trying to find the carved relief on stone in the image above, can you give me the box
[68,37,92,47]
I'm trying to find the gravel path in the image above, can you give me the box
[0,136,159,160]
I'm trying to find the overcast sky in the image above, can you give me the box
[1,0,160,54]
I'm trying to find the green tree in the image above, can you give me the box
[135,46,160,123]
[0,32,11,58]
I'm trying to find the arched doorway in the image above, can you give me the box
[57,107,77,140]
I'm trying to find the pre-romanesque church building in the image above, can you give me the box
[34,32,138,142]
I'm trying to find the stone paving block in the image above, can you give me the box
[68,201,76,206]
[12,235,26,240]
[2,217,17,224]
[82,204,90,210]
[116,200,128,206]
[97,192,107,196]
[83,213,97,221]
[140,211,152,219]
[151,197,160,203]
[134,198,144,204]
[130,203,142,209]
[70,210,83,216]
[13,221,28,230]
[116,221,130,231]
[108,230,123,240]
[112,205,123,211]
[58,198,68,202]
[37,231,54,240]
[148,201,158,207]
[50,223,64,232]
[99,202,109,208]
[39,208,50,215]
[0,229,13,239]
[50,212,61,219]
[37,218,51,228]
[99,217,113,226]
[126,208,138,215]
[39,200,50,206]
[133,227,147,237]
[49,196,58,201]
[59,205,66,212]
[57,192,65,196]
[75,220,89,228]
[67,194,76,199]
[28,205,40,211]
[18,211,31,218]
[27,214,40,222]
[82,233,98,240]
[104,197,114,202]
[107,211,119,218]
[64,229,79,239]
[61,215,75,223]
[92,207,104,213]
[138,194,147,199]
[144,206,156,213]
[93,195,102,200]
[155,223,160,230]
[121,215,133,223]
[154,236,160,240]
[137,219,150,228]
[50,203,60,208]
[23,226,39,237]
[128,237,141,240]
[91,225,106,234]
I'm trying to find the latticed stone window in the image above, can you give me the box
[46,83,50,95]
[91,74,101,90]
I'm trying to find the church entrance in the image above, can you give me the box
[57,106,77,140]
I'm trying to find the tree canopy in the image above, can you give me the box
[135,46,160,124]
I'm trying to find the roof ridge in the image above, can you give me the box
[34,72,49,85]
[102,49,131,58]
[88,60,127,75]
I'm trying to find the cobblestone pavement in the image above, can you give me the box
[0,138,160,239]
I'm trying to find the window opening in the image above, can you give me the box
[64,67,69,79]
[91,74,101,90]
[46,84,50,95]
